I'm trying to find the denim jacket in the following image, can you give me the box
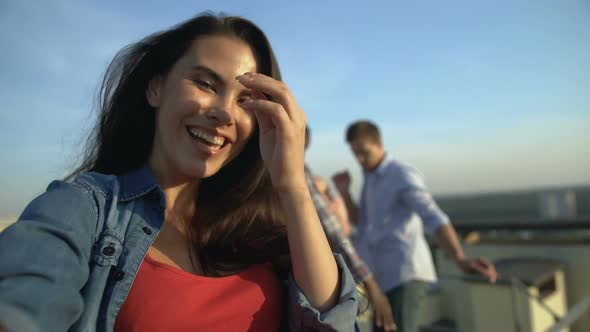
[0,167,359,332]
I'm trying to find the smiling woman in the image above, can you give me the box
[0,13,358,332]
[146,35,259,182]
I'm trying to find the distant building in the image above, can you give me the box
[538,190,577,219]
[436,186,589,223]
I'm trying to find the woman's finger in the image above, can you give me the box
[238,73,303,124]
[239,72,291,103]
[242,99,291,134]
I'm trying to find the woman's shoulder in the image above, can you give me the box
[60,167,162,206]
[20,172,117,217]
[9,173,118,246]
[21,172,120,223]
[63,172,119,199]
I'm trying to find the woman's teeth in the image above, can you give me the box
[187,127,225,148]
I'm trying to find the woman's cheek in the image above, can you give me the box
[241,112,257,137]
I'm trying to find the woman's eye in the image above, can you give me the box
[193,79,215,92]
[238,95,254,104]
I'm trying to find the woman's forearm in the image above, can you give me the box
[279,187,340,312]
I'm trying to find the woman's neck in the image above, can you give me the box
[163,184,198,214]
[159,182,199,237]
[148,161,200,222]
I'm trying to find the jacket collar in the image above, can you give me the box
[117,165,163,204]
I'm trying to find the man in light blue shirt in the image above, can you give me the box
[333,120,497,332]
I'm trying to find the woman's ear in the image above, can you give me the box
[146,76,163,108]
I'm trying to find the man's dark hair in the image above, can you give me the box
[345,120,381,143]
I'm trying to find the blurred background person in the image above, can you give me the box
[333,120,498,332]
[306,126,397,331]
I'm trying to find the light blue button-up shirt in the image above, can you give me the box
[355,154,450,292]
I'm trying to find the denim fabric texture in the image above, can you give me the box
[0,166,359,331]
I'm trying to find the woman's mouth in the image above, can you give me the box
[186,126,227,153]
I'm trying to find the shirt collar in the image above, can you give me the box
[365,152,392,178]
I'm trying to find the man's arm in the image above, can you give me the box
[398,169,498,283]
[434,223,465,262]
[435,224,497,282]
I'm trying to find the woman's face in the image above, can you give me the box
[147,35,259,183]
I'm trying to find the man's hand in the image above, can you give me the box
[434,224,498,283]
[364,277,396,331]
[457,257,498,283]
[371,292,397,331]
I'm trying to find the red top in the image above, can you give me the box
[114,253,283,332]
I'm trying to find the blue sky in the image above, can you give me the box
[1,0,589,219]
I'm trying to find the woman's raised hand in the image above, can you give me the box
[238,73,307,192]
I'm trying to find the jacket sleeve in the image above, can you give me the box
[0,180,98,332]
[287,254,359,331]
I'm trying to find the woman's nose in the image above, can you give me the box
[204,97,234,126]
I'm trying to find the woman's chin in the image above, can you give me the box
[182,163,222,180]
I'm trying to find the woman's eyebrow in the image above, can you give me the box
[190,65,224,84]
[191,65,254,95]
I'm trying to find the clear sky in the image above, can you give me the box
[1,0,589,220]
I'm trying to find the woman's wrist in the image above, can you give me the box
[273,173,309,195]
[276,184,311,208]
